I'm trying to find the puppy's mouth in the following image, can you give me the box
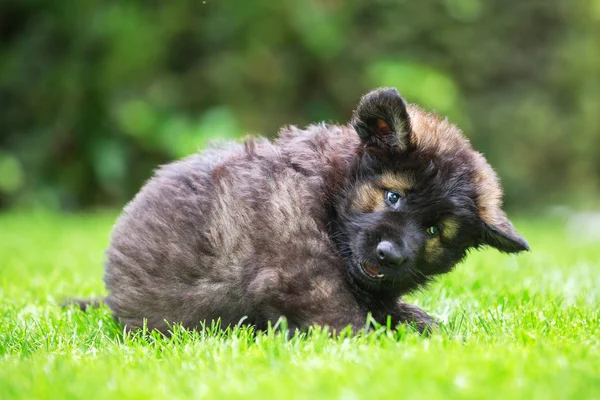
[359,260,385,279]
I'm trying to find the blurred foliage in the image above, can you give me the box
[0,0,599,210]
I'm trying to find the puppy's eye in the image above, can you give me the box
[426,225,441,236]
[385,191,401,205]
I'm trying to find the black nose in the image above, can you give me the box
[376,240,407,266]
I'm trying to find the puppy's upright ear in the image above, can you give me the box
[352,87,412,151]
[481,211,530,253]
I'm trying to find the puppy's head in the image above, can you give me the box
[336,88,529,295]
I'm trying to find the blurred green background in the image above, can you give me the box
[1,0,599,211]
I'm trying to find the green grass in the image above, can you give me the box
[1,212,599,399]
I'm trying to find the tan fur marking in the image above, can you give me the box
[425,219,459,263]
[352,183,386,213]
[379,172,414,193]
[352,172,415,213]
[425,237,443,263]
[472,153,505,227]
[441,218,460,240]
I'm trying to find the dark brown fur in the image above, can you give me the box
[88,88,528,334]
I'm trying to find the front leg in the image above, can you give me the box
[376,299,438,334]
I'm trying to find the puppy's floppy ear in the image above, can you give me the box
[481,211,530,253]
[352,87,412,151]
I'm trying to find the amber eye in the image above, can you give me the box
[426,225,441,236]
[385,191,401,205]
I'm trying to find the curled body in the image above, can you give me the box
[102,88,529,334]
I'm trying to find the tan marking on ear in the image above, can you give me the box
[441,218,460,240]
[351,183,386,213]
[425,237,443,263]
[378,172,414,193]
[376,119,392,135]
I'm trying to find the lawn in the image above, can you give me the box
[1,211,599,399]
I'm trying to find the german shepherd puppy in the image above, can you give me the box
[94,88,528,334]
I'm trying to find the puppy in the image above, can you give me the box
[90,88,528,334]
